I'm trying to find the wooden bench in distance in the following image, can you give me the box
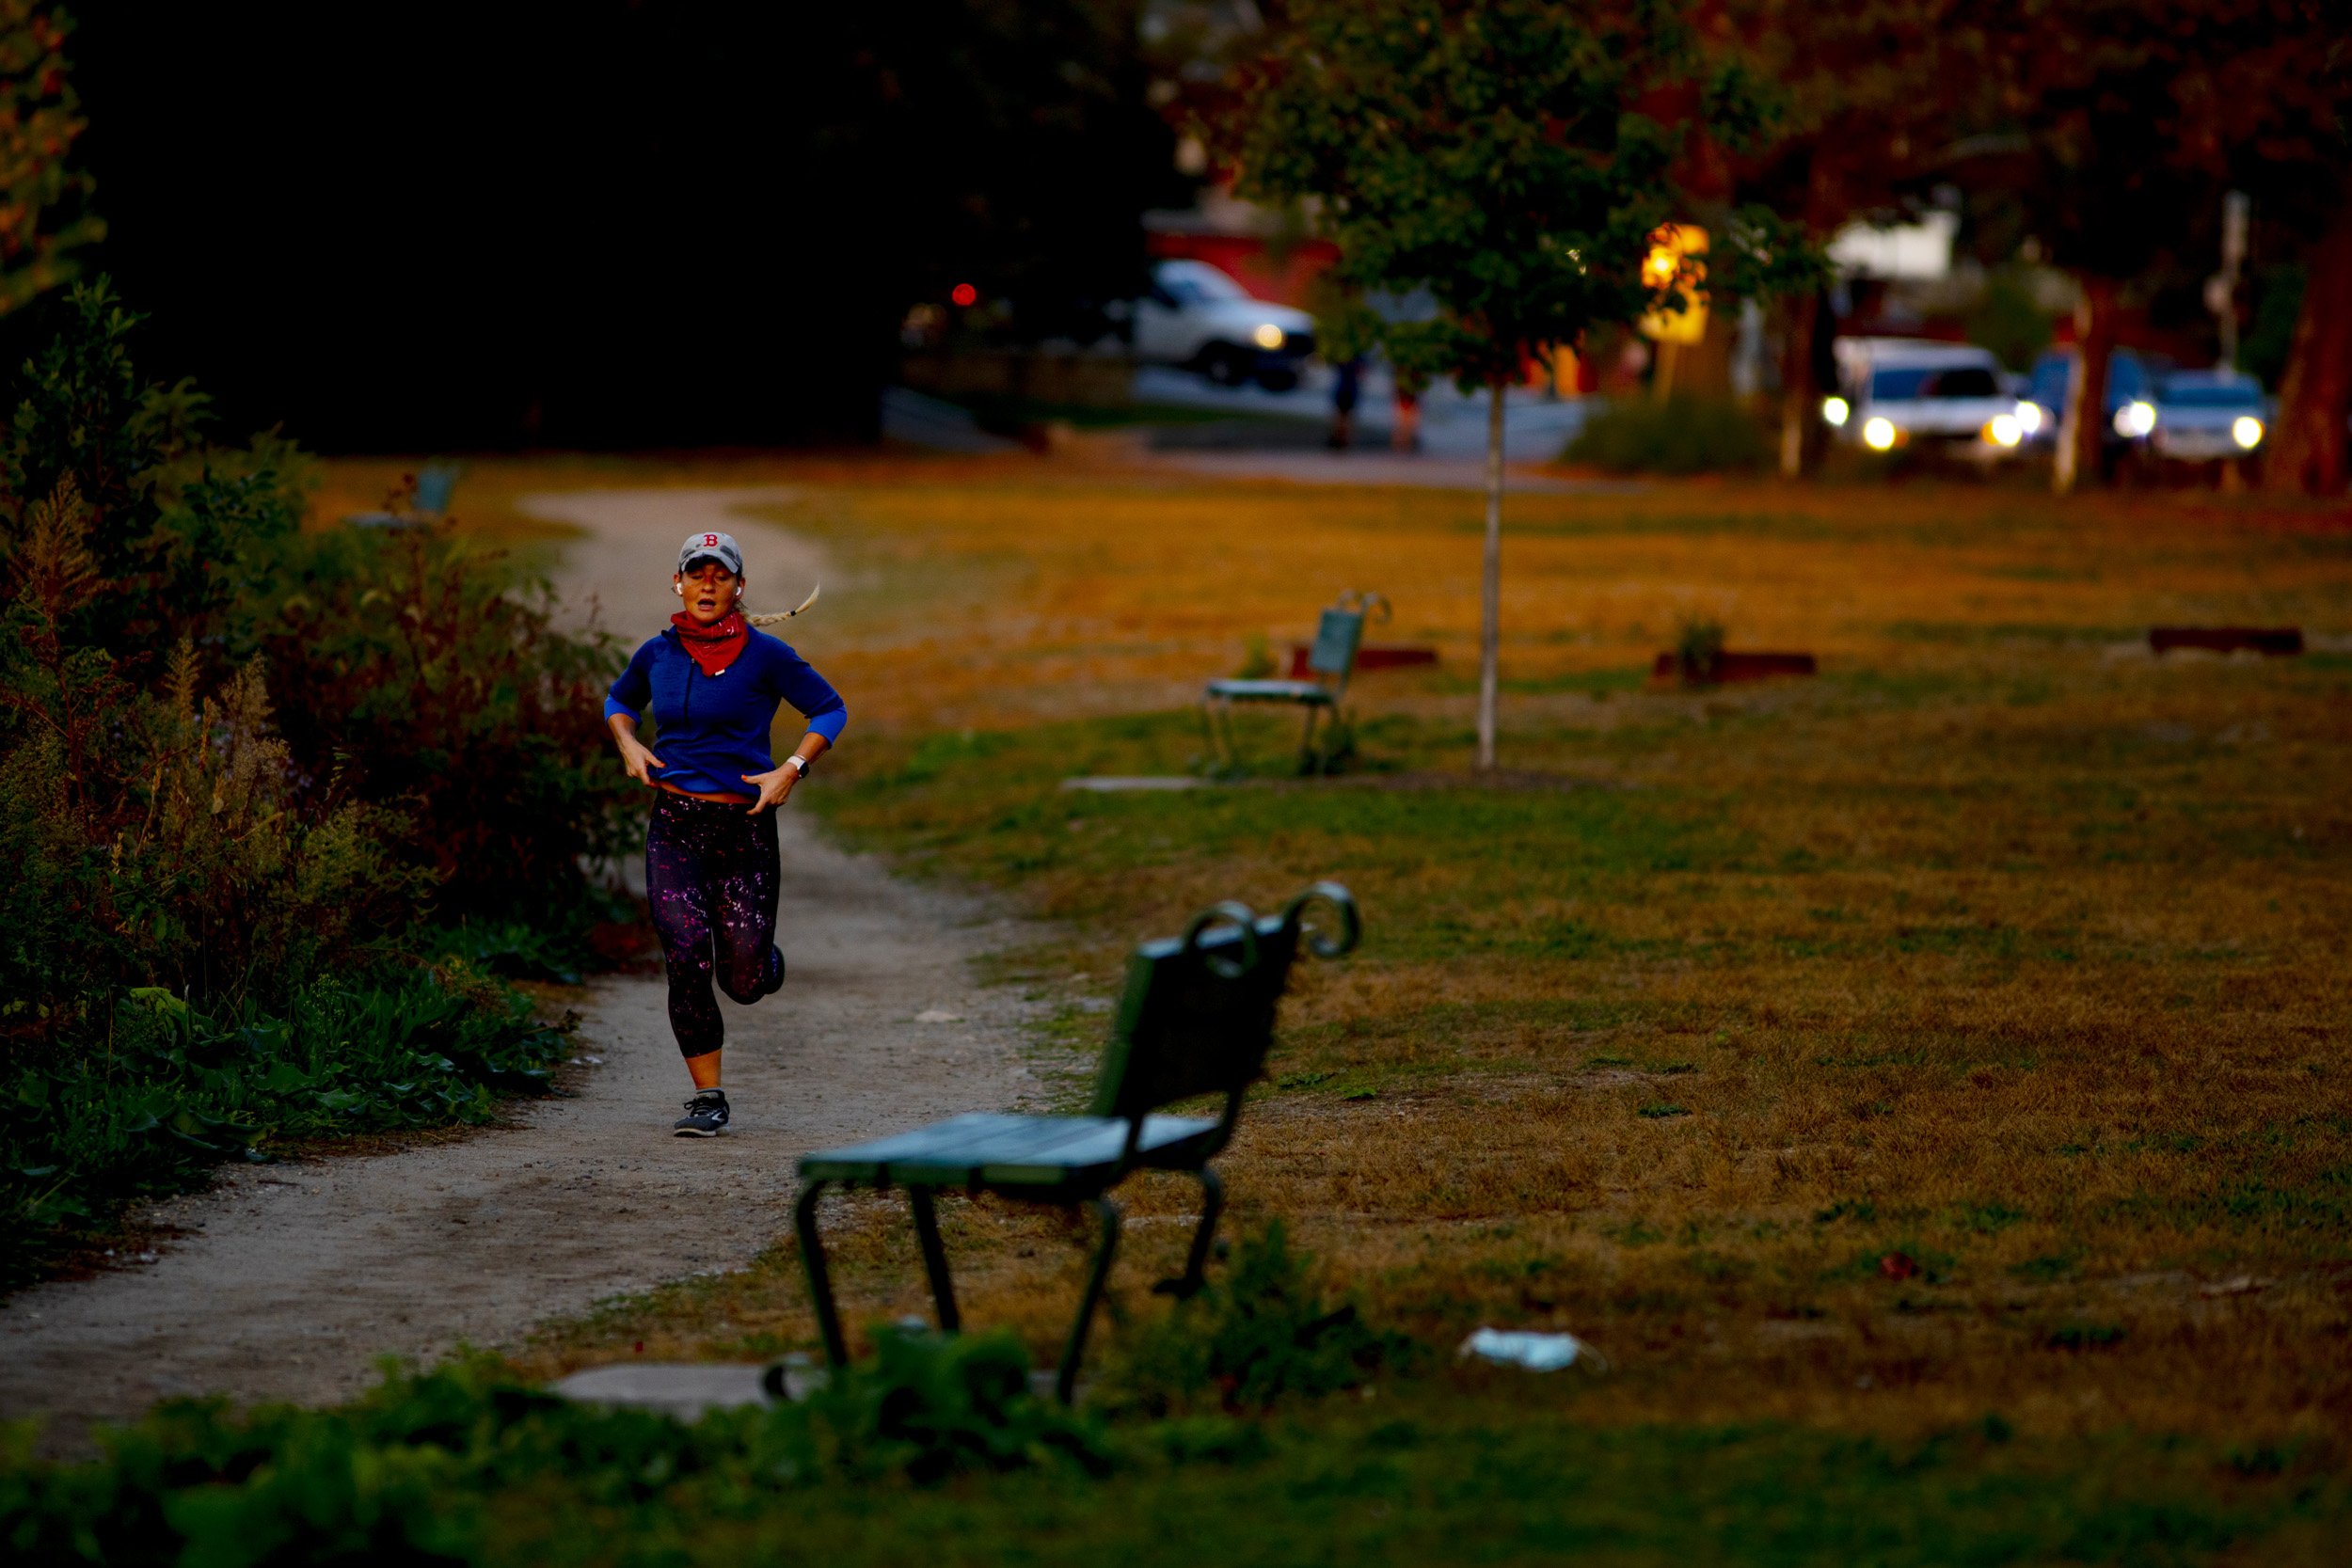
[1202,590,1389,776]
[1649,651,1819,686]
[2149,626,2303,657]
[793,883,1362,1403]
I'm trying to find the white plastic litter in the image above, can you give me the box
[1457,1326,1602,1372]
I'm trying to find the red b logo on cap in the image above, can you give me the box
[704,534,718,546]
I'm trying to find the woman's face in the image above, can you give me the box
[675,562,743,626]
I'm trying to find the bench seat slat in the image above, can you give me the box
[800,1112,1216,1188]
[1204,678,1331,703]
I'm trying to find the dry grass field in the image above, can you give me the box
[333,451,2352,1556]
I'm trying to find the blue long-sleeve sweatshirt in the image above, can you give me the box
[604,626,847,798]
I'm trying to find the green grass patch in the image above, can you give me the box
[8,1352,2342,1566]
[2,968,572,1292]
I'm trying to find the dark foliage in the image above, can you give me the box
[69,1,1193,450]
[248,522,633,925]
[0,1338,1108,1562]
[1100,1221,1416,1415]
[0,288,622,1286]
[1,970,575,1292]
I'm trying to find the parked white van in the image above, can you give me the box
[1824,338,2038,459]
[1134,260,1319,391]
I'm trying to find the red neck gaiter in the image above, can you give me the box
[670,610,749,676]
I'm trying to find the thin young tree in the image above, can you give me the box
[1216,0,1800,768]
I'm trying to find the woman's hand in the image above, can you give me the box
[608,715,666,788]
[742,735,829,815]
[740,763,801,815]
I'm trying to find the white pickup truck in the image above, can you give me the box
[1134,260,1318,391]
[1825,337,2038,460]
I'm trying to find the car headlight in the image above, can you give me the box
[1863,417,1898,451]
[2113,401,2156,438]
[2013,401,2042,436]
[1252,323,1286,350]
[1985,415,2023,448]
[1821,396,1850,428]
[2233,416,2263,449]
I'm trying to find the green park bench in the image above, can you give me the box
[793,882,1361,1403]
[1201,590,1390,776]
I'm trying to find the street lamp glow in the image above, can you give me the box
[1863,417,1898,451]
[1986,415,2023,447]
[2233,416,2264,449]
[2114,401,2156,438]
[1821,396,1850,427]
[1252,322,1286,350]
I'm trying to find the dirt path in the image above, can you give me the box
[0,489,1034,1454]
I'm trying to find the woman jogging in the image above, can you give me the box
[604,530,847,1136]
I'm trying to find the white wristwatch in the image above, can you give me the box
[784,755,808,777]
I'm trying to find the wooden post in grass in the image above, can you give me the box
[1208,0,1818,770]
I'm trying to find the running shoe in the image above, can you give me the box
[674,1087,730,1136]
[759,944,786,998]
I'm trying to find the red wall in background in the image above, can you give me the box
[1145,231,1341,305]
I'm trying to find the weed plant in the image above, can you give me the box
[1099,1221,1412,1415]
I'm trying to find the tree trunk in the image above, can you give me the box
[2262,200,2352,497]
[2055,277,2118,495]
[1777,290,1834,477]
[1476,380,1503,771]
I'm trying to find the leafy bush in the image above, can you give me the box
[0,483,432,1032]
[0,280,631,943]
[809,1323,1111,1482]
[1099,1221,1415,1415]
[0,1337,1109,1564]
[250,520,632,927]
[1565,392,1770,474]
[1,964,574,1290]
[0,283,627,1286]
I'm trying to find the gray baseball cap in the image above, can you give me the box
[676,530,744,576]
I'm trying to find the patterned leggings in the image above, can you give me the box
[645,790,781,1058]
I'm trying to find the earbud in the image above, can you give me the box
[674,582,684,595]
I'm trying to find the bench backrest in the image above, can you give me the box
[1088,883,1359,1140]
[1305,590,1391,680]
[414,463,461,516]
[1306,608,1366,677]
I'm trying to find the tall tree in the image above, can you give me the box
[1215,0,1800,768]
[2203,5,2352,497]
[1725,1,1956,476]
[2264,197,2352,496]
[1930,1,2343,492]
[72,1,1184,450]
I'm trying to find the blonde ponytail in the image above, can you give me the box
[746,584,820,626]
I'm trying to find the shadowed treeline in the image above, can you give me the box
[64,2,1187,451]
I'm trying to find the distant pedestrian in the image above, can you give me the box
[1327,356,1363,450]
[1391,363,1428,452]
[603,531,847,1136]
